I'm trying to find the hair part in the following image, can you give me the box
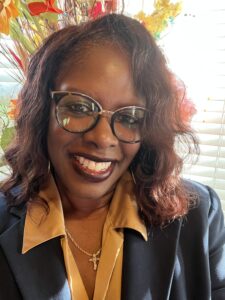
[1,14,198,226]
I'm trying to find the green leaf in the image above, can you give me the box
[9,19,36,54]
[0,127,15,152]
[0,158,6,168]
[40,12,59,23]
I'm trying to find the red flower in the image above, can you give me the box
[7,46,24,71]
[89,2,104,19]
[28,0,63,16]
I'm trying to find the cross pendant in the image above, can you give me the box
[89,254,100,271]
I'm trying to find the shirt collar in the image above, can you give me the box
[22,175,65,254]
[108,171,148,241]
[22,171,147,254]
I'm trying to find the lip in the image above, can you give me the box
[69,152,117,163]
[69,152,117,182]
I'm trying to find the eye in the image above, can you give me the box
[60,101,94,117]
[58,93,101,115]
[68,102,91,114]
[116,113,140,128]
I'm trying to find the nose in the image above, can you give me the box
[83,116,119,149]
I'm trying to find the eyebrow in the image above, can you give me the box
[51,90,146,109]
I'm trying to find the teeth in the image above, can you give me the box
[80,157,85,164]
[89,161,96,170]
[76,156,112,172]
[83,159,89,167]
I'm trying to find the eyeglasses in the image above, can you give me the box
[51,91,148,143]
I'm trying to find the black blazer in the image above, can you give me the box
[0,180,225,300]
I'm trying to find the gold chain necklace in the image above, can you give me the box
[66,229,101,271]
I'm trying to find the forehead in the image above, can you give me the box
[56,43,129,82]
[54,44,145,108]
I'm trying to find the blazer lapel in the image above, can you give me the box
[0,207,71,300]
[122,219,182,300]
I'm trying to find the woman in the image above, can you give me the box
[0,14,225,300]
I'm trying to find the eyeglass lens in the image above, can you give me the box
[55,93,146,143]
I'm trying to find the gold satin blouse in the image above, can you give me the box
[22,172,147,299]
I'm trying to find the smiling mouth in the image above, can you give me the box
[71,155,114,180]
[75,155,112,173]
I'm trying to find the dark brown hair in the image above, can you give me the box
[1,14,198,226]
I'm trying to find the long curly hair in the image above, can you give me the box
[1,14,198,226]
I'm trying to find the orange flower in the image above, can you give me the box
[7,99,19,119]
[171,75,197,124]
[0,0,19,35]
[180,96,197,124]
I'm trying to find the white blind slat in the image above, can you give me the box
[198,145,225,158]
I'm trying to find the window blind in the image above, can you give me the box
[181,1,225,213]
[0,39,21,102]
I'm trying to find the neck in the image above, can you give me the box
[58,187,113,219]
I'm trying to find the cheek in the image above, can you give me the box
[47,112,81,164]
[47,107,58,146]
[47,112,69,157]
[48,115,60,149]
[122,143,140,163]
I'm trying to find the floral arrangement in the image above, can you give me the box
[0,0,183,81]
[0,0,119,83]
[135,0,182,40]
[0,0,187,169]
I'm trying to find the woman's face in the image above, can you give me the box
[47,45,144,203]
